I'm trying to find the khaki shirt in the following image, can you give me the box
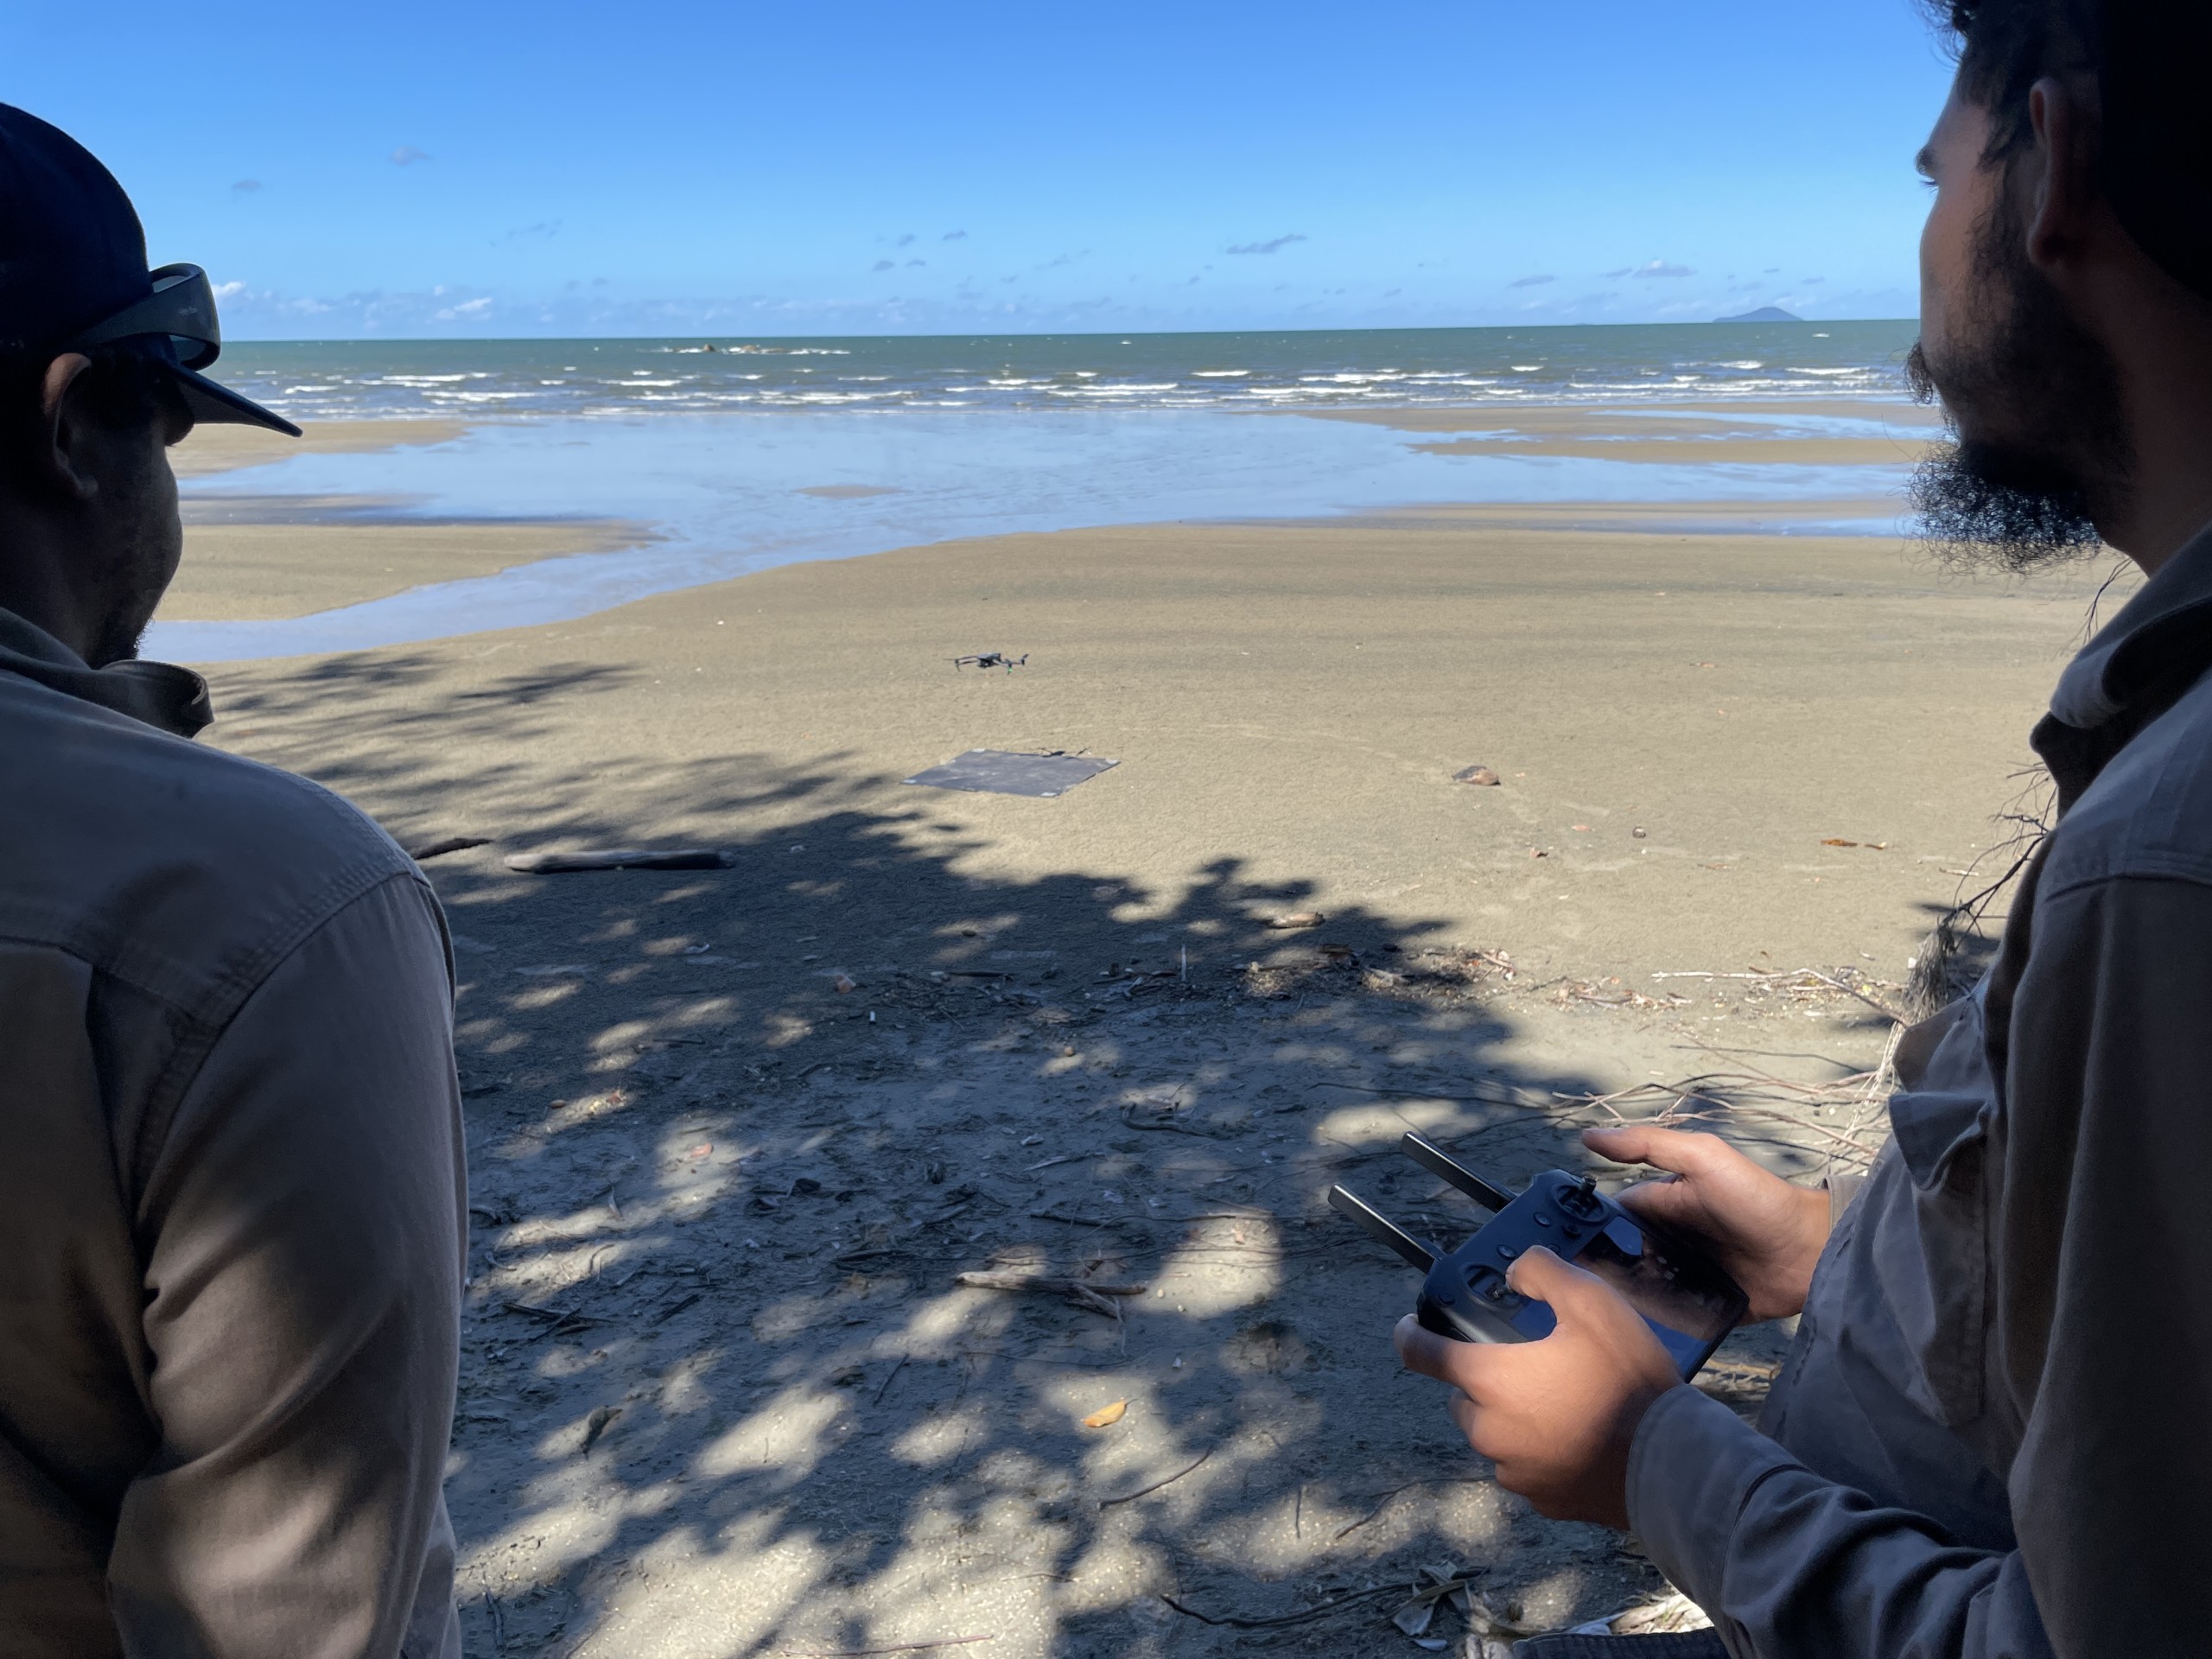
[0,610,464,1656]
[1628,525,2212,1657]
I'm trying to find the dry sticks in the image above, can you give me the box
[1563,1033,1901,1168]
[1649,965,1905,1023]
[952,1271,1147,1317]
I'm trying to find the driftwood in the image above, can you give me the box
[503,849,732,874]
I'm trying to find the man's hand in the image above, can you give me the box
[1394,1248,1682,1529]
[1582,1125,1832,1322]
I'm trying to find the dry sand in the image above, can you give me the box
[172,404,2122,1656]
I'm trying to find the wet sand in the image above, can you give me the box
[170,416,469,478]
[163,518,650,620]
[1307,400,1943,467]
[167,419,652,618]
[168,404,2113,1656]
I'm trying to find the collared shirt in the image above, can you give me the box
[1625,524,2212,1658]
[0,609,465,1657]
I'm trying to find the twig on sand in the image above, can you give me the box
[1331,1478,1490,1541]
[872,1353,909,1406]
[406,835,492,861]
[1161,1584,1406,1630]
[955,1271,1145,1319]
[953,1272,1147,1296]
[500,1301,606,1338]
[504,848,731,874]
[1312,1079,1557,1112]
[794,1638,992,1658]
[1120,1103,1224,1138]
[1098,1446,1214,1509]
[1649,966,1906,1024]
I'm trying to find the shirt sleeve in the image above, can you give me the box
[1629,873,2212,1659]
[1627,1386,2051,1658]
[104,873,467,1659]
[1991,874,2212,1657]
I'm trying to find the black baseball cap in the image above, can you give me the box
[0,103,297,436]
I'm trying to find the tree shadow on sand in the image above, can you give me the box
[207,653,1821,1658]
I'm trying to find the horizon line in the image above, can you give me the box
[222,315,1919,347]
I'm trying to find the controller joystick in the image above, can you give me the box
[1327,1132,1748,1381]
[1558,1175,1604,1219]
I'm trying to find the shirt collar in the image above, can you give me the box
[0,607,211,738]
[2050,517,2212,728]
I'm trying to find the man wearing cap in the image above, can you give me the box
[1390,5,2212,1657]
[0,105,461,1656]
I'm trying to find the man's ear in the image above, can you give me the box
[2024,75,2102,272]
[35,353,99,505]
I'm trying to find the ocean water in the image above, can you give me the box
[219,320,1918,423]
[159,323,1925,662]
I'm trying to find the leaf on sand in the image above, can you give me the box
[1390,1599,1436,1638]
[1082,1399,1128,1428]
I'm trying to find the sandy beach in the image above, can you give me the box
[161,405,2113,1656]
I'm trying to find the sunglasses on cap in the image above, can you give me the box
[58,263,299,436]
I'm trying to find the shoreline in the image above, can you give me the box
[159,399,1923,652]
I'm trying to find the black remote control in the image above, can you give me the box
[1330,1133,1748,1379]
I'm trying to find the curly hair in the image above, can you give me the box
[1932,1,2212,302]
[1927,0,2101,162]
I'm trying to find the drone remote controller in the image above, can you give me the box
[1330,1134,1748,1379]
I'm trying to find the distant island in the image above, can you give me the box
[1714,306,1802,323]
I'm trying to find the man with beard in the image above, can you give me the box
[1391,4,2212,1656]
[0,107,463,1654]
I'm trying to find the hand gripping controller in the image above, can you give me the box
[1329,1134,1748,1380]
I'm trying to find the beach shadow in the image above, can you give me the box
[204,668,1738,1656]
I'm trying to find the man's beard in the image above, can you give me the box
[1906,199,2130,573]
[84,563,166,666]
[86,613,148,668]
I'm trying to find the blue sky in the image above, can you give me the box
[3,3,1956,339]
